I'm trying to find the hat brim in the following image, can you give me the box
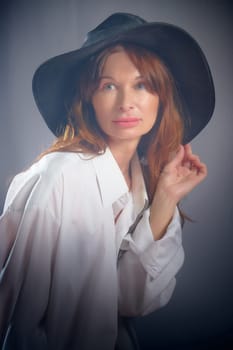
[32,22,215,143]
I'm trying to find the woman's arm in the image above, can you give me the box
[150,144,207,240]
[117,206,184,316]
[117,144,207,316]
[0,170,61,348]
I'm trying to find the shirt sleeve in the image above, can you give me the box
[0,175,60,348]
[117,206,184,316]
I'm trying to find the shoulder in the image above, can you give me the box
[19,151,96,184]
[3,152,97,212]
[38,151,95,177]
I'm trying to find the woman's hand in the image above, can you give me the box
[149,144,207,240]
[156,143,207,204]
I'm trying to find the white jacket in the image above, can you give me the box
[0,148,184,350]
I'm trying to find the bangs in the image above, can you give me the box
[76,42,176,107]
[123,44,176,103]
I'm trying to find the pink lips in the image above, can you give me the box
[112,117,141,127]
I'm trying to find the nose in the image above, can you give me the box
[118,89,135,113]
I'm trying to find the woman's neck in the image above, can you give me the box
[108,139,138,190]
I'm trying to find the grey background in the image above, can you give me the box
[0,0,232,349]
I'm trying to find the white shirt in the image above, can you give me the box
[0,148,184,350]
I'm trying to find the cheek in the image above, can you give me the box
[92,100,104,125]
[92,100,109,129]
[145,96,159,116]
[92,96,100,115]
[92,95,113,117]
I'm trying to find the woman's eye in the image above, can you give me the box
[135,82,146,90]
[101,83,115,91]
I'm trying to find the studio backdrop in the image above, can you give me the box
[0,0,233,349]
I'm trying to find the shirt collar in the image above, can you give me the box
[92,147,148,211]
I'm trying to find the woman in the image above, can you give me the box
[0,12,215,350]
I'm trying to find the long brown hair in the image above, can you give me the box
[40,43,184,205]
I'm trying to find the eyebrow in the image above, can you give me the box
[99,75,115,81]
[99,75,144,80]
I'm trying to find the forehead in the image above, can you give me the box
[100,47,138,75]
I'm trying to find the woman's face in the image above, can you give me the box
[92,48,159,147]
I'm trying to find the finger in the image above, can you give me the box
[190,156,205,171]
[162,146,185,174]
[168,145,185,167]
[183,146,202,166]
[183,160,192,169]
[183,143,192,161]
[183,155,200,169]
[190,161,207,180]
[184,143,192,153]
[197,162,208,176]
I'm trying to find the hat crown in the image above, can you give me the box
[83,13,146,47]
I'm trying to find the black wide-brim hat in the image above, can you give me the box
[32,12,215,143]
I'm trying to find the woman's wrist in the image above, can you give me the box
[149,191,177,240]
